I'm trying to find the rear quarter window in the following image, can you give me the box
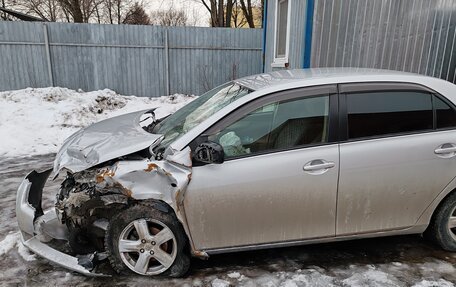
[434,95,456,129]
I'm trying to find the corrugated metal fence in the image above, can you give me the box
[311,0,456,83]
[0,22,263,97]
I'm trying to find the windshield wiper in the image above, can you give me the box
[140,109,156,123]
[143,112,170,134]
[140,109,159,133]
[150,114,170,132]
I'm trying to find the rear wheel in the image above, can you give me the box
[426,192,456,251]
[105,203,190,277]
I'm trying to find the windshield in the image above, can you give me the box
[152,82,251,150]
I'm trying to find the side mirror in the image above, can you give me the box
[193,141,224,164]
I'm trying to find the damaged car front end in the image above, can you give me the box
[16,168,108,275]
[16,109,194,276]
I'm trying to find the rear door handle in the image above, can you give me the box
[303,159,335,173]
[435,143,456,158]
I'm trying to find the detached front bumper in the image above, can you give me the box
[16,169,108,277]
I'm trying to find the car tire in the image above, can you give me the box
[105,202,190,277]
[425,192,456,251]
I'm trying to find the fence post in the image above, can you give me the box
[164,29,170,96]
[42,23,54,87]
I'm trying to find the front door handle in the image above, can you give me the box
[435,143,456,158]
[303,159,335,174]
[435,144,456,154]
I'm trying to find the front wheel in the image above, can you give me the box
[425,192,456,251]
[105,203,190,277]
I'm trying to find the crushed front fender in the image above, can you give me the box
[94,146,207,258]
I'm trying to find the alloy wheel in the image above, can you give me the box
[118,218,177,275]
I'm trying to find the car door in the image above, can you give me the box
[183,85,340,251]
[337,83,456,236]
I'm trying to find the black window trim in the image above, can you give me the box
[339,82,435,94]
[189,85,339,162]
[338,81,456,143]
[433,92,456,131]
[432,94,436,130]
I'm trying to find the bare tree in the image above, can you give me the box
[239,0,263,28]
[200,0,234,27]
[231,0,247,28]
[122,2,149,25]
[57,0,101,23]
[238,0,252,28]
[94,0,151,25]
[1,0,7,20]
[8,0,62,21]
[4,0,150,24]
[102,0,117,23]
[100,0,131,24]
[150,5,188,26]
[4,0,61,21]
[197,0,262,28]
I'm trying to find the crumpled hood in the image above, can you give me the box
[53,109,163,174]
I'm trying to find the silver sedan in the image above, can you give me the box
[16,68,456,277]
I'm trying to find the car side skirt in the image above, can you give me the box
[203,225,427,255]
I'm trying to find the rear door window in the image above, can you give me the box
[346,91,433,139]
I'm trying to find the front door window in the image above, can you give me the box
[208,95,330,158]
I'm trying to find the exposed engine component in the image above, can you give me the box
[55,167,129,254]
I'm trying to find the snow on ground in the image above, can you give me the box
[412,279,455,287]
[205,267,456,287]
[0,231,36,262]
[0,87,196,158]
[0,232,18,256]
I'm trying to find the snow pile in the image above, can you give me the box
[418,260,456,275]
[0,232,36,261]
[211,278,230,287]
[0,232,19,256]
[17,239,37,261]
[0,87,196,157]
[227,271,241,279]
[341,269,399,287]
[210,268,336,287]
[207,265,456,287]
[412,279,455,287]
[280,271,336,287]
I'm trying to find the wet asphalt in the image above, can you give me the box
[1,155,456,286]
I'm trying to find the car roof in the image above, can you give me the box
[234,68,435,91]
[171,68,456,151]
